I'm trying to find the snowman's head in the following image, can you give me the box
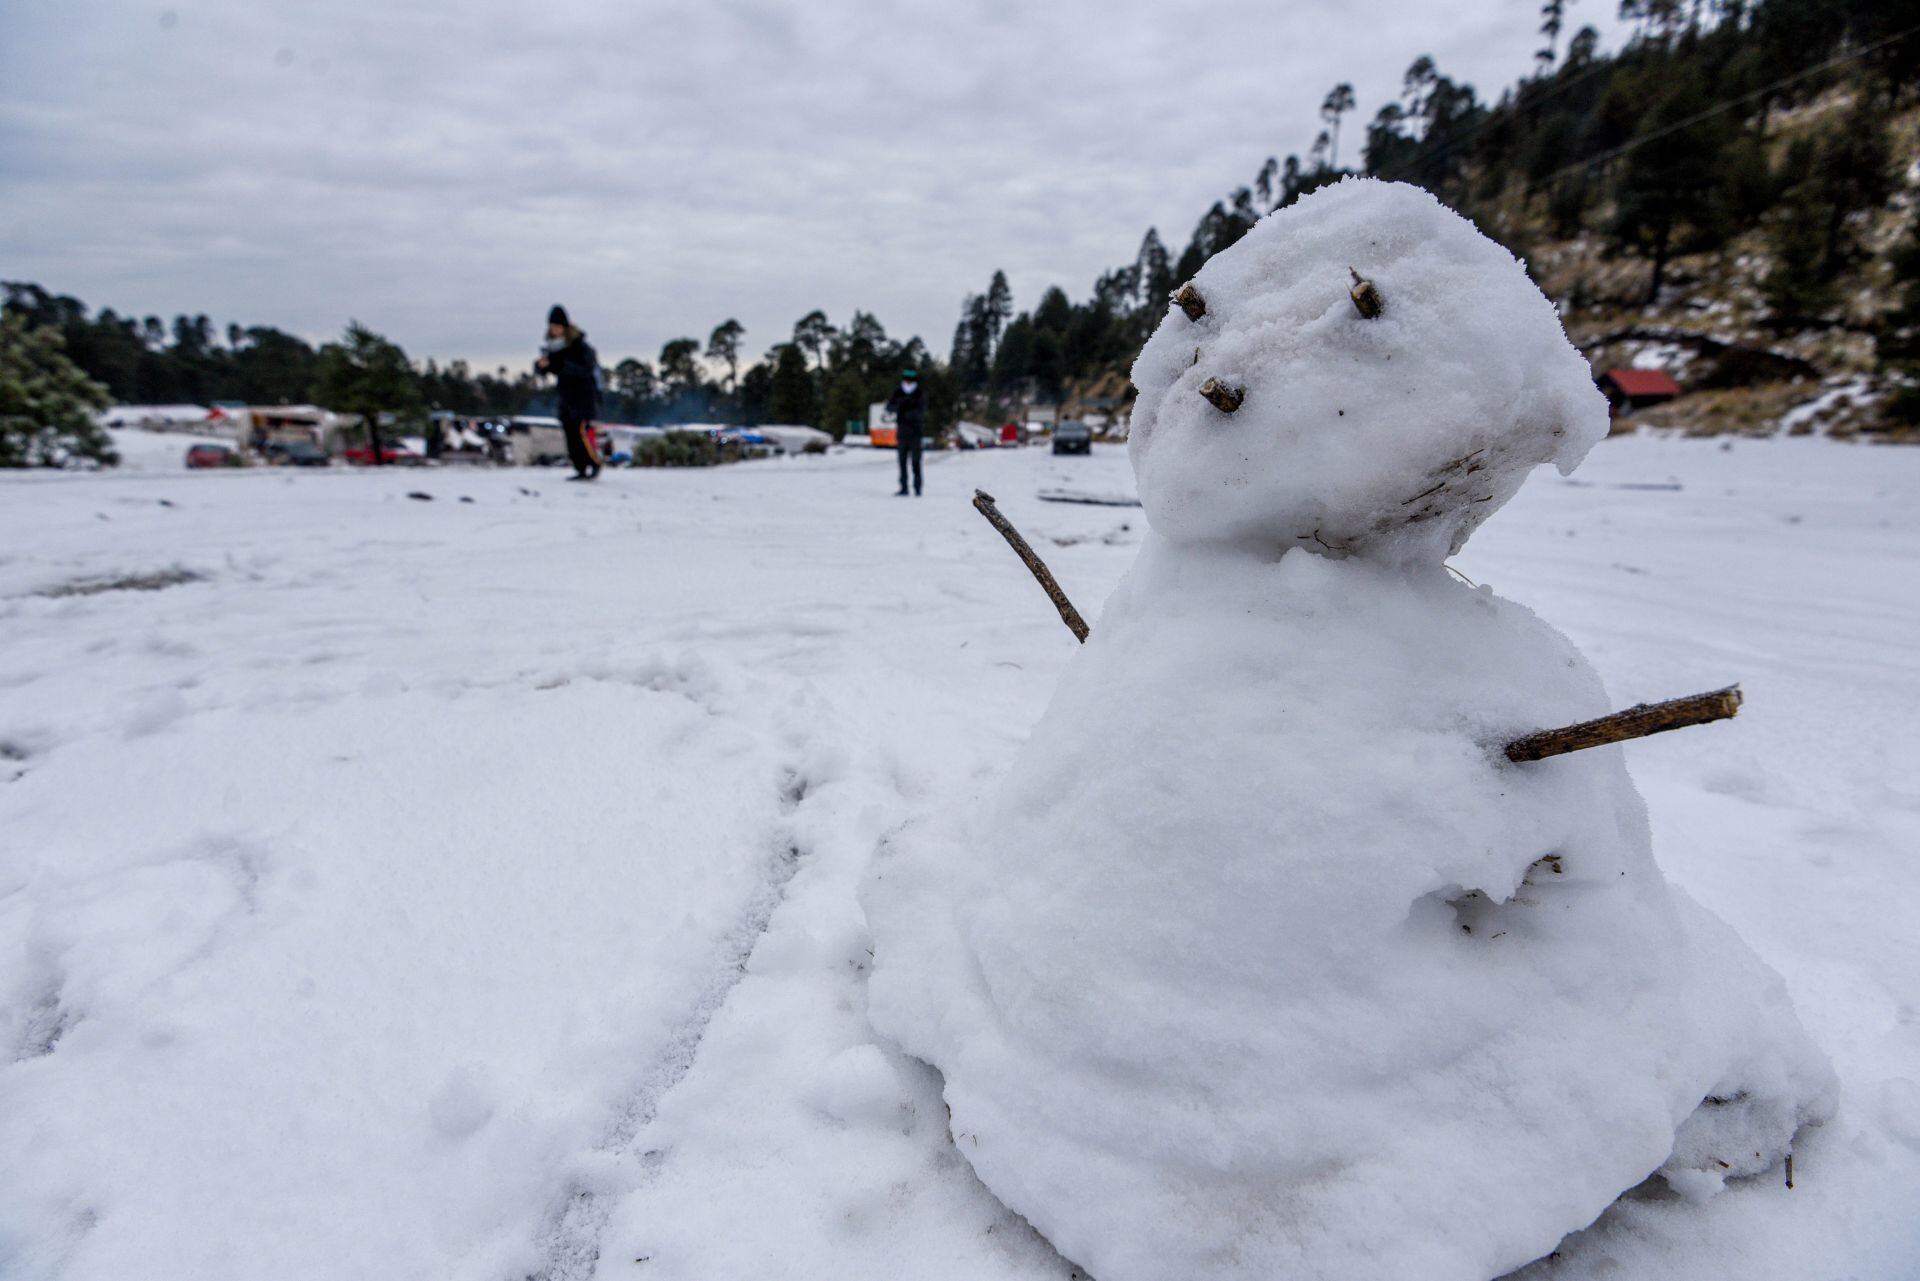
[1128,179,1606,562]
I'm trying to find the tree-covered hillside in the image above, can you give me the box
[958,0,1920,433]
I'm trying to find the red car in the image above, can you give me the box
[341,443,416,465]
[185,443,238,469]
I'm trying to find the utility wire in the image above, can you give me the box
[1275,53,1593,207]
[1528,19,1920,194]
[1376,48,1621,185]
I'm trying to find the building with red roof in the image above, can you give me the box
[1598,368,1683,417]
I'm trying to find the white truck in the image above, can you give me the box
[505,416,568,466]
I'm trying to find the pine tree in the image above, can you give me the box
[1806,97,1894,279]
[820,371,869,440]
[1027,289,1072,405]
[985,271,1014,351]
[1536,0,1569,71]
[1875,218,1920,425]
[705,319,744,392]
[950,295,994,393]
[1761,184,1836,321]
[1546,170,1594,238]
[315,322,421,465]
[992,314,1034,395]
[1280,155,1305,207]
[1362,56,1481,195]
[767,343,815,425]
[611,358,656,420]
[0,312,116,467]
[1174,200,1259,282]
[1760,96,1894,322]
[1709,131,1776,234]
[1607,64,1728,304]
[1254,159,1279,211]
[1320,83,1357,170]
[792,311,834,372]
[1309,130,1332,173]
[658,338,702,396]
[736,361,774,426]
[949,297,976,389]
[1134,229,1174,311]
[1229,186,1258,231]
[838,312,889,378]
[1565,24,1599,67]
[231,327,319,405]
[1366,103,1415,177]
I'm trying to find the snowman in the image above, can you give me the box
[863,179,1834,1281]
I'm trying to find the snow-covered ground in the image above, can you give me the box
[2,437,1917,1281]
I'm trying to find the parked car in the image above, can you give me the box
[1052,420,1094,455]
[755,424,834,455]
[951,422,998,450]
[265,440,331,467]
[504,416,568,466]
[713,427,777,458]
[185,442,239,469]
[340,442,417,465]
[475,420,513,463]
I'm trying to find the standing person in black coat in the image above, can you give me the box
[885,367,927,497]
[536,304,602,480]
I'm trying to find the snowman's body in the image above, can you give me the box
[864,180,1832,1281]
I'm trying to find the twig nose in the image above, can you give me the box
[1198,379,1244,414]
[1349,268,1384,319]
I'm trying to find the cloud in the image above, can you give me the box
[1,0,1628,370]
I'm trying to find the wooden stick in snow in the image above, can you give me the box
[1504,686,1742,763]
[1349,268,1384,319]
[972,489,1090,644]
[1198,378,1245,413]
[1173,283,1207,321]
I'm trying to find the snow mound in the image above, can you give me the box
[866,551,1834,1279]
[1129,178,1608,560]
[865,181,1833,1281]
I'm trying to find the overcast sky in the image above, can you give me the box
[3,0,1629,372]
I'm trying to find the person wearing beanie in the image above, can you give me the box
[535,304,603,480]
[884,366,927,496]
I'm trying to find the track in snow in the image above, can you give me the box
[530,768,818,1281]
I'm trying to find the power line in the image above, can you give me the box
[1377,45,1621,186]
[1268,25,1621,206]
[1529,19,1920,194]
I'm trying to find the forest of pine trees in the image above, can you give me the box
[0,280,958,439]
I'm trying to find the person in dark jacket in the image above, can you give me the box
[885,367,927,496]
[536,304,602,480]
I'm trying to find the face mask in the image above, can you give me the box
[902,381,918,393]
